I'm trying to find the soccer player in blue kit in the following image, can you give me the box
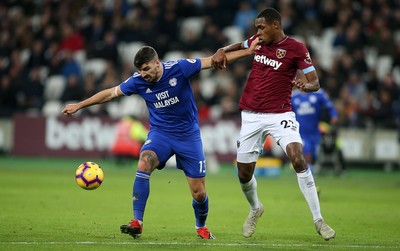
[62,41,259,239]
[291,76,338,173]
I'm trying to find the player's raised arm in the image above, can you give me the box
[200,37,259,70]
[62,86,123,115]
[211,42,244,69]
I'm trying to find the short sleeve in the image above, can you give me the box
[178,59,201,79]
[244,35,258,49]
[119,75,138,96]
[296,43,315,74]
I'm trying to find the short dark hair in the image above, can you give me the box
[256,8,281,25]
[134,46,158,69]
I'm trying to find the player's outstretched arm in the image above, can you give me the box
[62,86,122,115]
[211,42,244,69]
[201,38,259,70]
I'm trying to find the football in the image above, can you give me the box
[75,162,104,190]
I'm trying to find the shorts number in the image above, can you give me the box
[199,160,206,174]
[281,119,294,128]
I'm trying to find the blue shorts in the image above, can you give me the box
[141,130,207,178]
[301,134,320,160]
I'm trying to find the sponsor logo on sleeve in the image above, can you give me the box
[186,59,196,63]
[304,52,312,64]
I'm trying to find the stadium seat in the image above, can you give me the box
[376,55,393,81]
[39,66,49,82]
[189,51,206,59]
[180,17,204,42]
[222,26,244,44]
[20,48,30,64]
[394,30,400,43]
[315,28,337,70]
[106,101,123,119]
[365,47,378,68]
[83,58,107,79]
[119,96,148,119]
[42,100,63,117]
[199,77,217,99]
[163,50,185,62]
[43,75,66,101]
[392,66,400,87]
[73,49,87,68]
[118,41,145,64]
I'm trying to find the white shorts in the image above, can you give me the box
[237,110,303,163]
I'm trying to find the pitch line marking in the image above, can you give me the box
[0,242,398,249]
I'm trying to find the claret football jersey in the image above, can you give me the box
[241,35,316,113]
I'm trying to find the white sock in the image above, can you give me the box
[297,168,322,221]
[240,175,261,210]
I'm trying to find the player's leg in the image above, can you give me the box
[237,161,265,238]
[237,162,261,210]
[133,150,159,220]
[283,141,335,240]
[302,137,322,196]
[177,135,215,239]
[187,177,215,239]
[237,111,267,238]
[120,150,159,238]
[274,113,335,240]
[121,131,172,239]
[176,135,215,239]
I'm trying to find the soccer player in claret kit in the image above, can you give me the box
[211,8,336,240]
[62,42,258,239]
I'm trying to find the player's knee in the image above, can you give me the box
[192,189,207,202]
[137,150,159,173]
[237,165,254,183]
[291,156,307,173]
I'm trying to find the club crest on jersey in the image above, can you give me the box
[169,78,177,86]
[276,48,286,59]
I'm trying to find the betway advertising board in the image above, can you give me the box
[12,115,240,161]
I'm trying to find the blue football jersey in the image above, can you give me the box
[119,59,201,137]
[291,88,337,137]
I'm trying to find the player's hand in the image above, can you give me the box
[292,79,307,91]
[247,37,260,54]
[62,103,80,115]
[211,49,227,69]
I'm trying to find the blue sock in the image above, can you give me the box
[192,195,209,228]
[132,170,150,221]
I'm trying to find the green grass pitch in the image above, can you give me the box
[0,156,399,251]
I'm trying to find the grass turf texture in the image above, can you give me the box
[0,156,399,251]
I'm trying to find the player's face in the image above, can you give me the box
[255,17,277,45]
[138,59,162,82]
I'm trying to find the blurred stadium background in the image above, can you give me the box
[1,1,400,250]
[0,0,400,170]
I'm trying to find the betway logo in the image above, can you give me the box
[254,55,282,70]
[45,117,116,151]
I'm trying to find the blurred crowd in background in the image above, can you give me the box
[0,0,400,130]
